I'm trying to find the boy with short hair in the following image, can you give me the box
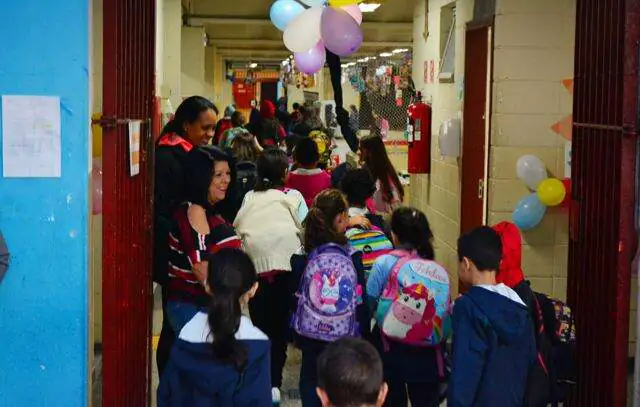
[339,168,385,231]
[317,338,388,407]
[449,226,536,407]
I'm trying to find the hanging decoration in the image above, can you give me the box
[512,155,568,231]
[269,0,365,74]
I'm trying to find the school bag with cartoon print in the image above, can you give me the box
[346,226,393,280]
[292,243,361,342]
[375,250,452,346]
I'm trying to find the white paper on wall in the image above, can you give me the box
[2,95,61,178]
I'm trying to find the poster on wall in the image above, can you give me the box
[2,95,61,178]
[128,120,141,177]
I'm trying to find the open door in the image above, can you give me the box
[101,0,155,404]
[460,25,492,234]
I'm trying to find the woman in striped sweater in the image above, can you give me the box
[166,146,242,332]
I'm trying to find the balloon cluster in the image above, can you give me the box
[513,155,569,231]
[270,0,364,74]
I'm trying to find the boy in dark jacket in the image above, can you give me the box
[449,227,536,407]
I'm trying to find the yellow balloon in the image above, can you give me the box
[328,0,362,6]
[537,178,566,207]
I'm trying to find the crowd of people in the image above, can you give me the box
[152,95,571,407]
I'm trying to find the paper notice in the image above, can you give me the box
[2,95,62,178]
[128,120,141,177]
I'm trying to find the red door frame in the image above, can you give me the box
[102,0,156,404]
[568,0,639,405]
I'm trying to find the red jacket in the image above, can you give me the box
[492,221,525,288]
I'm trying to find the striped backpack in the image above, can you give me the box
[346,226,393,279]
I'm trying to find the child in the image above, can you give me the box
[366,207,451,407]
[359,134,404,214]
[450,226,536,407]
[316,338,389,407]
[291,189,370,407]
[286,137,332,207]
[233,147,307,404]
[339,168,386,231]
[158,248,271,407]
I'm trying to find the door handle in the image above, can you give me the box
[477,179,485,200]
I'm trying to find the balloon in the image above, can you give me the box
[512,194,547,231]
[329,0,361,6]
[294,41,327,74]
[300,0,326,5]
[284,6,323,53]
[341,4,363,24]
[537,178,567,207]
[92,161,103,215]
[516,155,547,190]
[321,7,363,56]
[270,0,305,31]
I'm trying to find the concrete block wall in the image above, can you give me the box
[490,0,575,301]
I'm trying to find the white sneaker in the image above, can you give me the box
[271,387,281,405]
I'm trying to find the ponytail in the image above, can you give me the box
[304,189,348,252]
[205,249,258,371]
[391,207,435,260]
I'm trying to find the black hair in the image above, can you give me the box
[359,136,404,203]
[340,169,376,207]
[317,338,384,407]
[304,189,348,252]
[293,102,301,110]
[457,226,503,271]
[254,148,289,191]
[391,207,435,260]
[231,111,246,127]
[285,134,300,156]
[184,146,234,210]
[293,137,320,166]
[160,95,218,137]
[331,162,354,188]
[206,248,258,371]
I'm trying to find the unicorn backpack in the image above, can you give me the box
[375,250,452,346]
[292,243,361,342]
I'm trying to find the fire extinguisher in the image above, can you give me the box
[407,92,432,174]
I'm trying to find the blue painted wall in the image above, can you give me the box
[0,1,90,406]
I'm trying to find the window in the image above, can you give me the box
[439,3,456,83]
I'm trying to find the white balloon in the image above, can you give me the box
[516,155,548,190]
[283,6,323,53]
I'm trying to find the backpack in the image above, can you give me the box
[292,243,361,342]
[309,130,331,167]
[345,227,393,279]
[375,250,452,346]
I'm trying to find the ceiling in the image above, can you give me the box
[182,0,415,64]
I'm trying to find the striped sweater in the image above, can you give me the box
[167,203,241,306]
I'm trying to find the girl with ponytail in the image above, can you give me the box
[233,147,308,403]
[158,248,271,407]
[366,207,448,407]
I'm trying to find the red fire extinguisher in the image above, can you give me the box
[407,92,432,174]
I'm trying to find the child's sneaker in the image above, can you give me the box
[271,387,281,405]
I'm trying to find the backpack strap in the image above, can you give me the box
[381,250,419,298]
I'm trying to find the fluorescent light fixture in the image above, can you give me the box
[392,48,409,54]
[359,3,381,12]
[357,58,367,63]
[282,60,289,66]
[379,52,392,57]
[249,62,258,69]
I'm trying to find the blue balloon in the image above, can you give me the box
[270,0,305,31]
[512,193,547,231]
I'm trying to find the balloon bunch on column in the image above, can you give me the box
[270,0,364,74]
[513,155,568,231]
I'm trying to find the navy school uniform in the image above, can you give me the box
[158,313,271,407]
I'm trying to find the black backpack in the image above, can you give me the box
[230,161,257,219]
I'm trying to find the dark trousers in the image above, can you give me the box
[156,285,175,378]
[249,272,293,389]
[384,380,440,407]
[298,339,327,407]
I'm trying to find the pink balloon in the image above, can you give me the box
[321,7,363,57]
[294,41,327,74]
[341,4,362,24]
[92,161,103,215]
